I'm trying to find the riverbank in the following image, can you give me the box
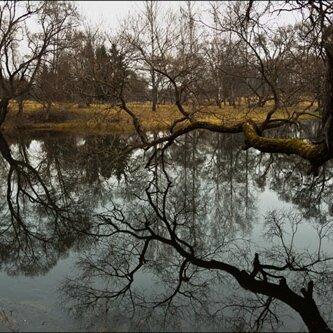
[1,100,319,135]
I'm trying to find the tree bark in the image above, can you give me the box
[242,120,331,173]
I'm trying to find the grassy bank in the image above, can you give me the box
[2,100,320,135]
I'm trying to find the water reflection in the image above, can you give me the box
[0,122,332,331]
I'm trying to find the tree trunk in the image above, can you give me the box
[152,85,157,112]
[216,85,222,109]
[322,25,333,153]
[151,69,157,112]
[45,101,52,121]
[18,98,24,115]
[0,98,10,126]
[257,95,266,107]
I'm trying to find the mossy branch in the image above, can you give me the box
[242,120,331,174]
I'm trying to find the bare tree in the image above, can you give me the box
[0,1,78,125]
[103,1,333,177]
[144,1,159,111]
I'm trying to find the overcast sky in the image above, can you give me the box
[77,1,136,30]
[76,1,299,33]
[76,1,188,32]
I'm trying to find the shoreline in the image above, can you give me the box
[1,101,320,137]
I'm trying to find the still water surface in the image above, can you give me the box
[0,122,332,332]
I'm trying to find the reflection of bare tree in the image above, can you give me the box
[2,128,333,331]
[0,131,144,278]
[206,132,257,235]
[262,210,333,328]
[61,161,333,332]
[0,133,91,276]
[168,131,257,238]
[253,124,333,222]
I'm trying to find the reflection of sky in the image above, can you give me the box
[0,131,332,331]
[255,189,320,251]
[0,254,79,331]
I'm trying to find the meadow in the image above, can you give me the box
[2,99,320,135]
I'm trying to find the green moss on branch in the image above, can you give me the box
[242,121,331,173]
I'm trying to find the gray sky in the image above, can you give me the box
[76,1,187,32]
[76,1,299,33]
[77,1,137,31]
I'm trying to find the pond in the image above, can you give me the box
[0,121,332,332]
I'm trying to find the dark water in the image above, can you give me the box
[0,121,332,332]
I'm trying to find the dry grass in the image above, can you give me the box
[2,99,319,135]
